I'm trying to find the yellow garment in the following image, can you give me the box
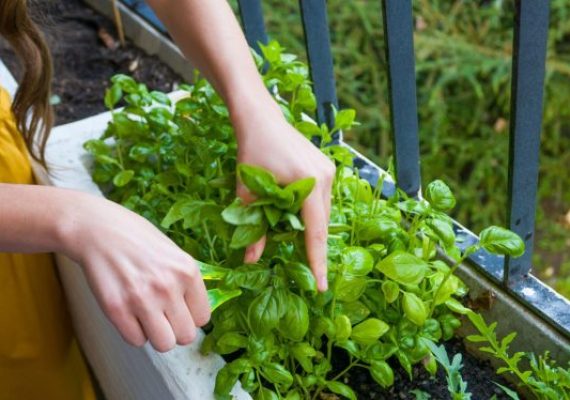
[0,87,95,400]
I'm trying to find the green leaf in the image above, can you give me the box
[207,288,242,312]
[375,251,429,286]
[105,83,122,109]
[284,213,305,231]
[261,362,293,387]
[336,301,370,325]
[150,91,171,106]
[382,280,400,303]
[197,261,230,280]
[111,74,139,93]
[279,292,309,341]
[215,332,248,354]
[402,292,428,326]
[370,360,394,388]
[225,264,271,290]
[325,381,357,400]
[214,362,240,398]
[427,216,456,247]
[230,222,267,249]
[425,180,456,211]
[285,262,317,292]
[334,275,368,302]
[283,177,316,212]
[493,382,520,400]
[222,199,264,226]
[255,388,278,400]
[341,246,374,276]
[263,206,282,227]
[248,288,280,335]
[237,164,278,198]
[113,170,134,187]
[445,298,470,315]
[334,109,357,131]
[479,226,525,257]
[291,342,317,373]
[334,314,352,341]
[350,318,390,345]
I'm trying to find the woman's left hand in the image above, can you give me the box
[231,100,335,292]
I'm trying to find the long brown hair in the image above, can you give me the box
[0,0,53,165]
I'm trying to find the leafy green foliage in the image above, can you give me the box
[425,341,472,400]
[86,44,525,398]
[467,311,570,400]
[227,0,570,298]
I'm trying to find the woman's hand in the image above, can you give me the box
[231,100,335,292]
[60,192,210,353]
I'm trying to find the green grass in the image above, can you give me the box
[230,0,570,297]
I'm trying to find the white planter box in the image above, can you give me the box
[35,108,251,400]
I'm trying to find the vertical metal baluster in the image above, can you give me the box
[381,0,421,196]
[504,0,550,286]
[299,0,338,129]
[237,0,268,54]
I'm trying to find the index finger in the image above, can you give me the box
[301,189,329,291]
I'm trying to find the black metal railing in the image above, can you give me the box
[234,0,569,339]
[118,0,569,339]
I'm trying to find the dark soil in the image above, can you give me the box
[0,0,182,126]
[0,1,522,399]
[331,339,516,400]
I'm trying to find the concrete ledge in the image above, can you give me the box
[456,259,570,363]
[83,0,194,83]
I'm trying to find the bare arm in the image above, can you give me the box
[0,183,209,352]
[147,0,335,290]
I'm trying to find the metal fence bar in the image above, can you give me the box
[299,0,338,129]
[504,0,550,286]
[237,0,268,54]
[381,0,421,197]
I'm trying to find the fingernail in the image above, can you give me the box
[318,275,328,292]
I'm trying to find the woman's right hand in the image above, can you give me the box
[59,192,210,353]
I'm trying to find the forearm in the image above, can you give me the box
[0,183,76,254]
[146,0,280,129]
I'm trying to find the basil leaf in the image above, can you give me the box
[222,198,263,225]
[382,280,400,303]
[283,177,316,213]
[334,314,352,341]
[326,381,357,400]
[425,180,456,211]
[479,226,525,257]
[402,292,428,326]
[336,301,370,325]
[285,262,317,292]
[248,288,280,335]
[291,342,317,373]
[370,360,394,388]
[113,170,134,187]
[334,275,368,302]
[225,264,272,290]
[104,83,122,109]
[261,363,293,387]
[279,293,309,341]
[350,318,390,345]
[197,261,229,280]
[375,251,429,286]
[341,246,374,276]
[207,288,242,312]
[237,164,278,198]
[230,222,267,249]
